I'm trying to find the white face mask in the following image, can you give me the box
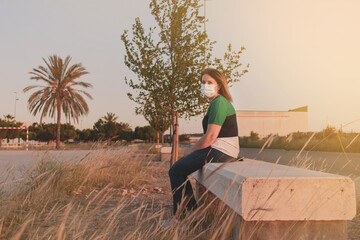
[201,84,216,98]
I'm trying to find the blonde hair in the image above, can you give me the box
[200,68,233,102]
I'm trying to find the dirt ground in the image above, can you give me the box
[87,159,174,238]
[348,211,360,239]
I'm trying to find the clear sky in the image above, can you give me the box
[1,0,360,134]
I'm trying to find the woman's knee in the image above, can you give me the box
[168,162,179,178]
[168,165,175,178]
[168,157,185,178]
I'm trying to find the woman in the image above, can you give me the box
[167,68,240,223]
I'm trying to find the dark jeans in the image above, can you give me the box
[168,146,234,217]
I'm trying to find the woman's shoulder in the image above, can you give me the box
[209,95,235,114]
[211,95,232,106]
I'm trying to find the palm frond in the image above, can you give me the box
[23,85,41,93]
[76,89,93,100]
[25,55,92,123]
[69,81,93,88]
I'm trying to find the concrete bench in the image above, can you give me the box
[193,159,357,239]
[160,147,172,161]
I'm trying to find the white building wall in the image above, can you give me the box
[236,111,308,138]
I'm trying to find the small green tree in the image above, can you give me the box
[142,96,171,145]
[122,0,248,142]
[134,126,157,142]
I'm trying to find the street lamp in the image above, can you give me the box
[204,0,207,66]
[203,0,215,66]
[14,92,19,120]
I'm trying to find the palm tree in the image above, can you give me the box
[3,114,15,122]
[101,112,119,145]
[102,112,118,123]
[24,55,92,149]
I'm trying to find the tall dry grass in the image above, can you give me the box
[0,145,234,239]
[0,137,358,239]
[0,147,158,239]
[0,144,245,239]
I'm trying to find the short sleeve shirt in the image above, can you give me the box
[202,95,240,158]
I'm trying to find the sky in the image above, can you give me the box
[1,0,360,134]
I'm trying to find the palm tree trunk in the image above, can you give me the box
[56,103,61,149]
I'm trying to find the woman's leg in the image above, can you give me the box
[168,147,212,217]
[184,179,197,211]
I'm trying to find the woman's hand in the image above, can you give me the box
[182,124,221,156]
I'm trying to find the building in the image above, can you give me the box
[236,106,308,138]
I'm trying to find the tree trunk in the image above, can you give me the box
[174,112,179,163]
[56,103,61,149]
[169,124,173,142]
[157,131,160,152]
[161,132,164,145]
[170,105,176,167]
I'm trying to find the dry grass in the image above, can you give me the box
[0,145,237,239]
[0,147,162,239]
[0,139,359,239]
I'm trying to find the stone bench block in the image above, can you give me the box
[193,159,356,221]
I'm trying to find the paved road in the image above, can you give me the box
[1,147,360,191]
[0,150,91,187]
[240,148,360,178]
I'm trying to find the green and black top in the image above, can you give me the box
[202,95,240,158]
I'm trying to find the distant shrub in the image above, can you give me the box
[250,131,259,141]
[179,134,190,142]
[239,127,360,153]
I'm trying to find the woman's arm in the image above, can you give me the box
[184,123,221,156]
